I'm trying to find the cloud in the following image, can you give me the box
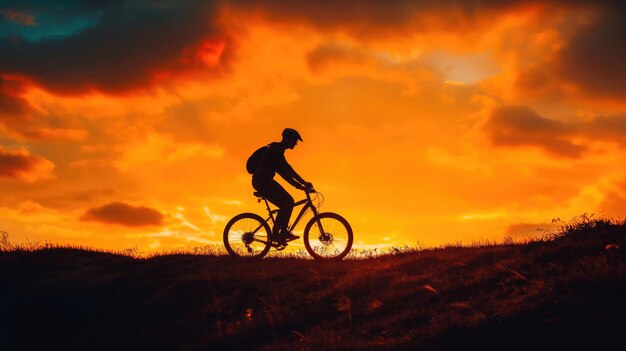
[81,202,163,227]
[0,77,33,119]
[586,115,626,147]
[484,105,586,158]
[0,145,55,182]
[204,206,229,224]
[484,105,626,158]
[516,3,626,101]
[113,133,224,172]
[0,0,228,93]
[18,128,88,141]
[307,43,374,73]
[0,9,35,26]
[304,36,498,92]
[224,0,532,37]
[154,98,221,143]
[555,8,626,100]
[0,77,90,141]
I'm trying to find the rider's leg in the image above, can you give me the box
[252,178,294,236]
[268,183,294,236]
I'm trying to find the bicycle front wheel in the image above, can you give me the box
[304,212,353,260]
[223,213,272,258]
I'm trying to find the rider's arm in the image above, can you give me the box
[277,154,307,187]
[282,174,304,188]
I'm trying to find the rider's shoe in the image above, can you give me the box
[281,231,300,242]
[274,230,300,244]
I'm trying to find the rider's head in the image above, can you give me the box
[281,128,302,149]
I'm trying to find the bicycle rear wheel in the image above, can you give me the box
[304,212,353,260]
[223,213,272,258]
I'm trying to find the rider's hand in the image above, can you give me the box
[303,181,313,189]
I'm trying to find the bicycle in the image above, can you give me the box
[223,188,353,260]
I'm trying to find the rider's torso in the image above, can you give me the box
[254,142,286,179]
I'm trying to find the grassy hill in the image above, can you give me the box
[1,217,625,350]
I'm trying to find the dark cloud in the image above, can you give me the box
[586,115,626,146]
[555,7,626,99]
[81,201,163,227]
[226,0,531,36]
[1,0,125,14]
[516,2,626,100]
[0,77,32,119]
[226,0,625,40]
[485,106,626,158]
[0,145,54,181]
[485,106,586,158]
[228,0,419,33]
[0,0,227,93]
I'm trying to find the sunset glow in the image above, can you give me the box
[1,0,625,252]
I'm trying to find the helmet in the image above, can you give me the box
[282,128,303,141]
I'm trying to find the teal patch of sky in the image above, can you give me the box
[0,9,101,42]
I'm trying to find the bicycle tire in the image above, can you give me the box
[304,212,353,260]
[223,213,272,258]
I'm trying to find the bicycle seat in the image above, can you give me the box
[253,191,264,199]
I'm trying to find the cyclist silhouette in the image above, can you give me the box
[252,128,313,244]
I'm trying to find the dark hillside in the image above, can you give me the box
[1,218,625,350]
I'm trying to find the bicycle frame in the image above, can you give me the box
[261,191,320,233]
[247,191,325,246]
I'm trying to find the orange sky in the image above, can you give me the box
[1,1,625,252]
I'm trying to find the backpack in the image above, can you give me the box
[246,144,270,174]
